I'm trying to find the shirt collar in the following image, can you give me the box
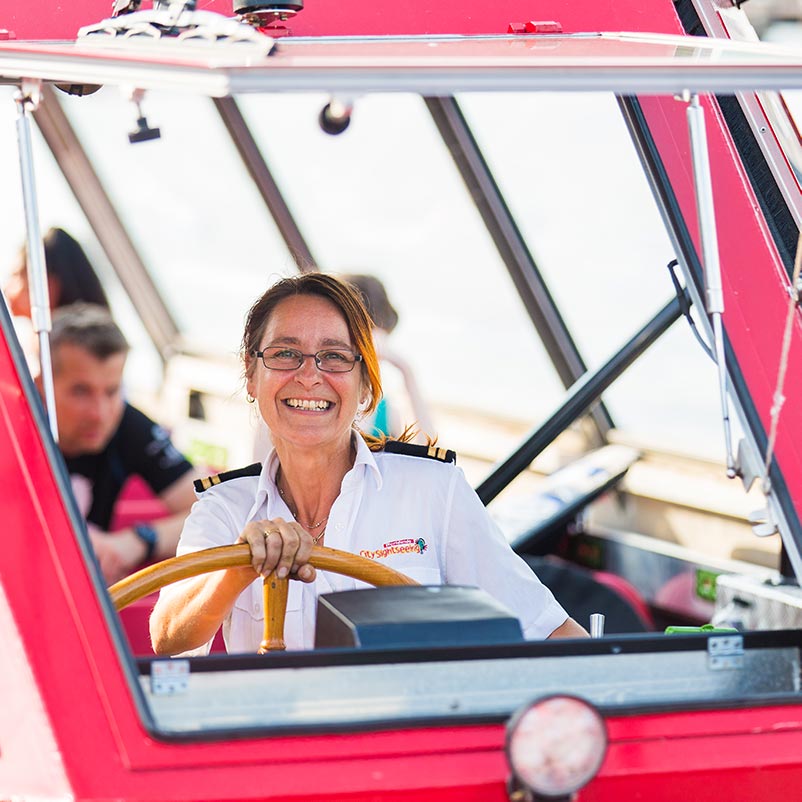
[246,458,276,521]
[352,431,383,491]
[252,431,383,517]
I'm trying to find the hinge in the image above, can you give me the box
[707,634,744,670]
[150,658,190,695]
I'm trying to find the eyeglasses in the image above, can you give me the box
[253,346,363,373]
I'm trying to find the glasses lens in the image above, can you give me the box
[316,350,357,372]
[261,347,303,370]
[259,347,359,372]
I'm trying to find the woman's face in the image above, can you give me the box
[247,294,367,454]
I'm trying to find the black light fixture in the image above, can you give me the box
[127,88,161,144]
[319,98,352,135]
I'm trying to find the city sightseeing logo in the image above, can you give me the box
[360,538,427,560]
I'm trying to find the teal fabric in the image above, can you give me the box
[370,397,391,437]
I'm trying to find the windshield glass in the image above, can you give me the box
[0,76,782,739]
[1,86,736,463]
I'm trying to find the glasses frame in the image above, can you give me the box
[253,347,363,373]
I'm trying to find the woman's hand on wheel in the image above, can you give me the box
[236,518,317,582]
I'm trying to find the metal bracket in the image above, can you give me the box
[748,507,780,537]
[732,440,779,536]
[735,437,761,493]
[707,635,744,671]
[14,78,42,112]
[150,659,190,695]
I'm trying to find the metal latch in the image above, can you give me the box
[707,635,744,671]
[508,21,563,34]
[150,659,190,695]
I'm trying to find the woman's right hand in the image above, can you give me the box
[236,518,317,582]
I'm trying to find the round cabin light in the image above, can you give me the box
[505,695,607,799]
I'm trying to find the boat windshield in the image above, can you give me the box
[0,85,735,460]
[2,26,802,739]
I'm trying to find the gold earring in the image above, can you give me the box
[246,393,255,404]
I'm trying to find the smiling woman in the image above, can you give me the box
[149,273,587,655]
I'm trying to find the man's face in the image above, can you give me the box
[52,342,126,457]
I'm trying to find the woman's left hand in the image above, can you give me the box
[236,517,317,582]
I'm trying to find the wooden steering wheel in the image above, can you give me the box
[109,543,419,653]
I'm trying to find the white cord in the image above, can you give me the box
[762,231,802,492]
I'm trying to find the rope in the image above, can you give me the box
[762,231,802,491]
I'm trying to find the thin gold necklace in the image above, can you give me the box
[276,475,329,537]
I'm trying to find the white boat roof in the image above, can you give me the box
[3,31,802,96]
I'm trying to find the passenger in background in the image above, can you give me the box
[342,273,435,441]
[49,303,199,583]
[5,227,110,315]
[3,227,110,378]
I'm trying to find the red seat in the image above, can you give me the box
[110,475,171,531]
[111,475,226,655]
[590,569,655,630]
[525,556,655,633]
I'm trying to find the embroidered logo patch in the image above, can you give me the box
[360,538,428,560]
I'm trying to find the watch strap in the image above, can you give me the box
[133,523,158,562]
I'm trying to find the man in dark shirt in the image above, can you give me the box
[51,303,198,582]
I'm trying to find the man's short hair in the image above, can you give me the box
[50,303,129,362]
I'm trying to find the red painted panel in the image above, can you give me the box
[3,1,802,798]
[1,0,684,42]
[4,305,802,796]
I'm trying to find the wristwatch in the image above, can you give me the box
[133,523,158,562]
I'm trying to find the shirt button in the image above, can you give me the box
[335,523,344,530]
[253,604,260,614]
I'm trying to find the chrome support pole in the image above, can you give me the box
[15,79,59,443]
[686,93,736,477]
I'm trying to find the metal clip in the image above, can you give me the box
[707,635,744,671]
[734,437,761,493]
[748,507,779,537]
[150,659,190,695]
[14,78,42,111]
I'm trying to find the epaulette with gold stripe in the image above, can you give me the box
[194,462,262,493]
[383,440,456,464]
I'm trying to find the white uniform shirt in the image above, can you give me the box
[165,435,568,653]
